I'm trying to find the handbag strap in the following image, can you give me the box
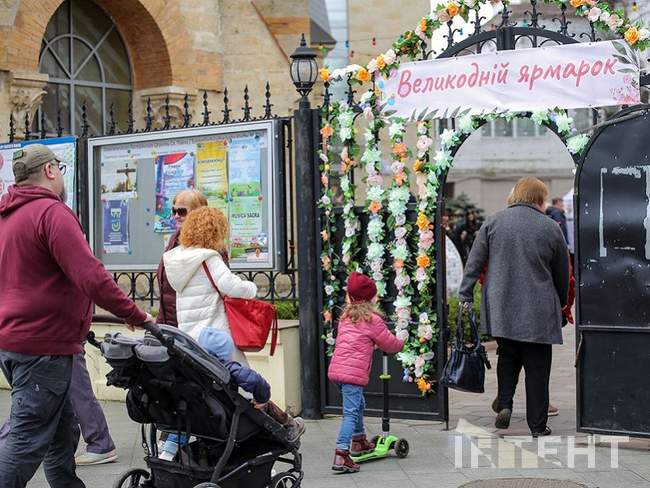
[457,307,481,349]
[202,261,224,299]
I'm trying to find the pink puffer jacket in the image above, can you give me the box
[328,313,404,387]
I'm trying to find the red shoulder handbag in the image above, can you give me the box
[202,262,278,355]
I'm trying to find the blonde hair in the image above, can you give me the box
[173,189,208,210]
[341,300,385,325]
[508,177,548,207]
[180,206,229,251]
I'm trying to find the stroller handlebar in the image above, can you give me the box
[90,314,165,343]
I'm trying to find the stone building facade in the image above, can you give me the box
[0,0,333,139]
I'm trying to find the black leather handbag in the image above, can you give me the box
[441,308,491,393]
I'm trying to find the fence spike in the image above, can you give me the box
[182,93,191,127]
[263,82,273,119]
[202,91,211,126]
[8,112,15,143]
[56,109,63,137]
[145,97,153,132]
[40,110,46,139]
[81,100,89,138]
[222,88,231,124]
[127,98,134,133]
[24,111,31,141]
[162,94,171,130]
[242,85,252,121]
[323,81,331,113]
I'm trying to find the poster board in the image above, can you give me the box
[87,121,284,271]
[0,136,77,210]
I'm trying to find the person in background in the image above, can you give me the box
[455,209,480,263]
[545,197,569,244]
[156,190,228,327]
[328,272,404,474]
[459,177,569,437]
[0,144,150,488]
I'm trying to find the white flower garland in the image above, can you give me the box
[360,91,388,297]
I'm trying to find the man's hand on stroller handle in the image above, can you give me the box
[127,312,154,331]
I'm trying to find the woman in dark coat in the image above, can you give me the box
[458,177,569,437]
[156,190,228,326]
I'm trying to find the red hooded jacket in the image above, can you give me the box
[0,185,147,355]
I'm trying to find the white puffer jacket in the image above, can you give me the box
[162,246,257,348]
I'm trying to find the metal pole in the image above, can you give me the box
[295,96,321,419]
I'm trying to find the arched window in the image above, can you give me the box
[38,0,132,136]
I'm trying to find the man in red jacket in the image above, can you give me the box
[0,144,150,488]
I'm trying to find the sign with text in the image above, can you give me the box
[379,40,640,120]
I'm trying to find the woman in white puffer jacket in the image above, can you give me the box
[163,206,257,365]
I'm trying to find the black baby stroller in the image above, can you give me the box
[88,317,303,488]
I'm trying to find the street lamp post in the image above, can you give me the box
[290,34,321,419]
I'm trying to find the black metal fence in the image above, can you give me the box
[7,83,297,308]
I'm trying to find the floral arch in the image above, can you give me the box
[318,0,647,394]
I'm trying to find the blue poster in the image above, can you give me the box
[154,152,195,233]
[103,200,130,254]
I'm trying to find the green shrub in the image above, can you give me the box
[447,285,491,343]
[274,300,299,320]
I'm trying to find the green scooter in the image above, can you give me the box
[350,352,410,463]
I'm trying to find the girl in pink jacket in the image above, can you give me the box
[328,272,404,474]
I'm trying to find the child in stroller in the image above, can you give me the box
[94,319,303,488]
[160,329,305,461]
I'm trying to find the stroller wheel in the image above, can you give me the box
[113,468,150,488]
[193,483,221,488]
[269,471,299,488]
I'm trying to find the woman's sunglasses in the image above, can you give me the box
[172,207,188,217]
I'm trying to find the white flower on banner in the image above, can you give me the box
[389,120,406,138]
[339,126,352,141]
[439,129,458,149]
[566,134,590,155]
[640,29,650,41]
[396,329,410,343]
[433,149,452,169]
[366,185,384,202]
[319,152,329,163]
[465,0,478,6]
[367,173,383,186]
[417,135,433,152]
[422,351,435,361]
[362,147,382,165]
[363,106,374,121]
[325,285,334,296]
[391,244,409,261]
[419,312,429,323]
[330,68,346,80]
[320,195,331,206]
[458,115,475,134]
[343,202,353,214]
[384,49,396,65]
[325,332,336,346]
[395,273,411,289]
[553,113,574,135]
[599,11,610,23]
[394,226,407,240]
[340,175,350,193]
[338,110,354,128]
[367,59,378,74]
[367,242,385,261]
[394,295,411,310]
[587,7,601,23]
[417,323,433,340]
[607,14,623,30]
[395,214,406,226]
[370,259,383,272]
[531,110,550,126]
[367,219,383,240]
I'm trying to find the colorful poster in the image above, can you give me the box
[196,140,229,207]
[228,136,261,197]
[2,137,76,210]
[154,152,195,233]
[103,200,130,254]
[229,196,267,263]
[0,143,21,198]
[100,159,138,200]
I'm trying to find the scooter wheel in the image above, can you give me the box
[395,438,409,458]
[113,469,150,488]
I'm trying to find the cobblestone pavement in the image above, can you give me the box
[2,327,649,488]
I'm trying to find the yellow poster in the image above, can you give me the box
[196,141,228,207]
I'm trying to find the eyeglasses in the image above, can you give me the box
[172,207,188,217]
[29,160,66,176]
[56,162,67,176]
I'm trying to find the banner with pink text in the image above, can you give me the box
[378,40,640,120]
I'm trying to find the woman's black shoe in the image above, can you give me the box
[532,427,552,437]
